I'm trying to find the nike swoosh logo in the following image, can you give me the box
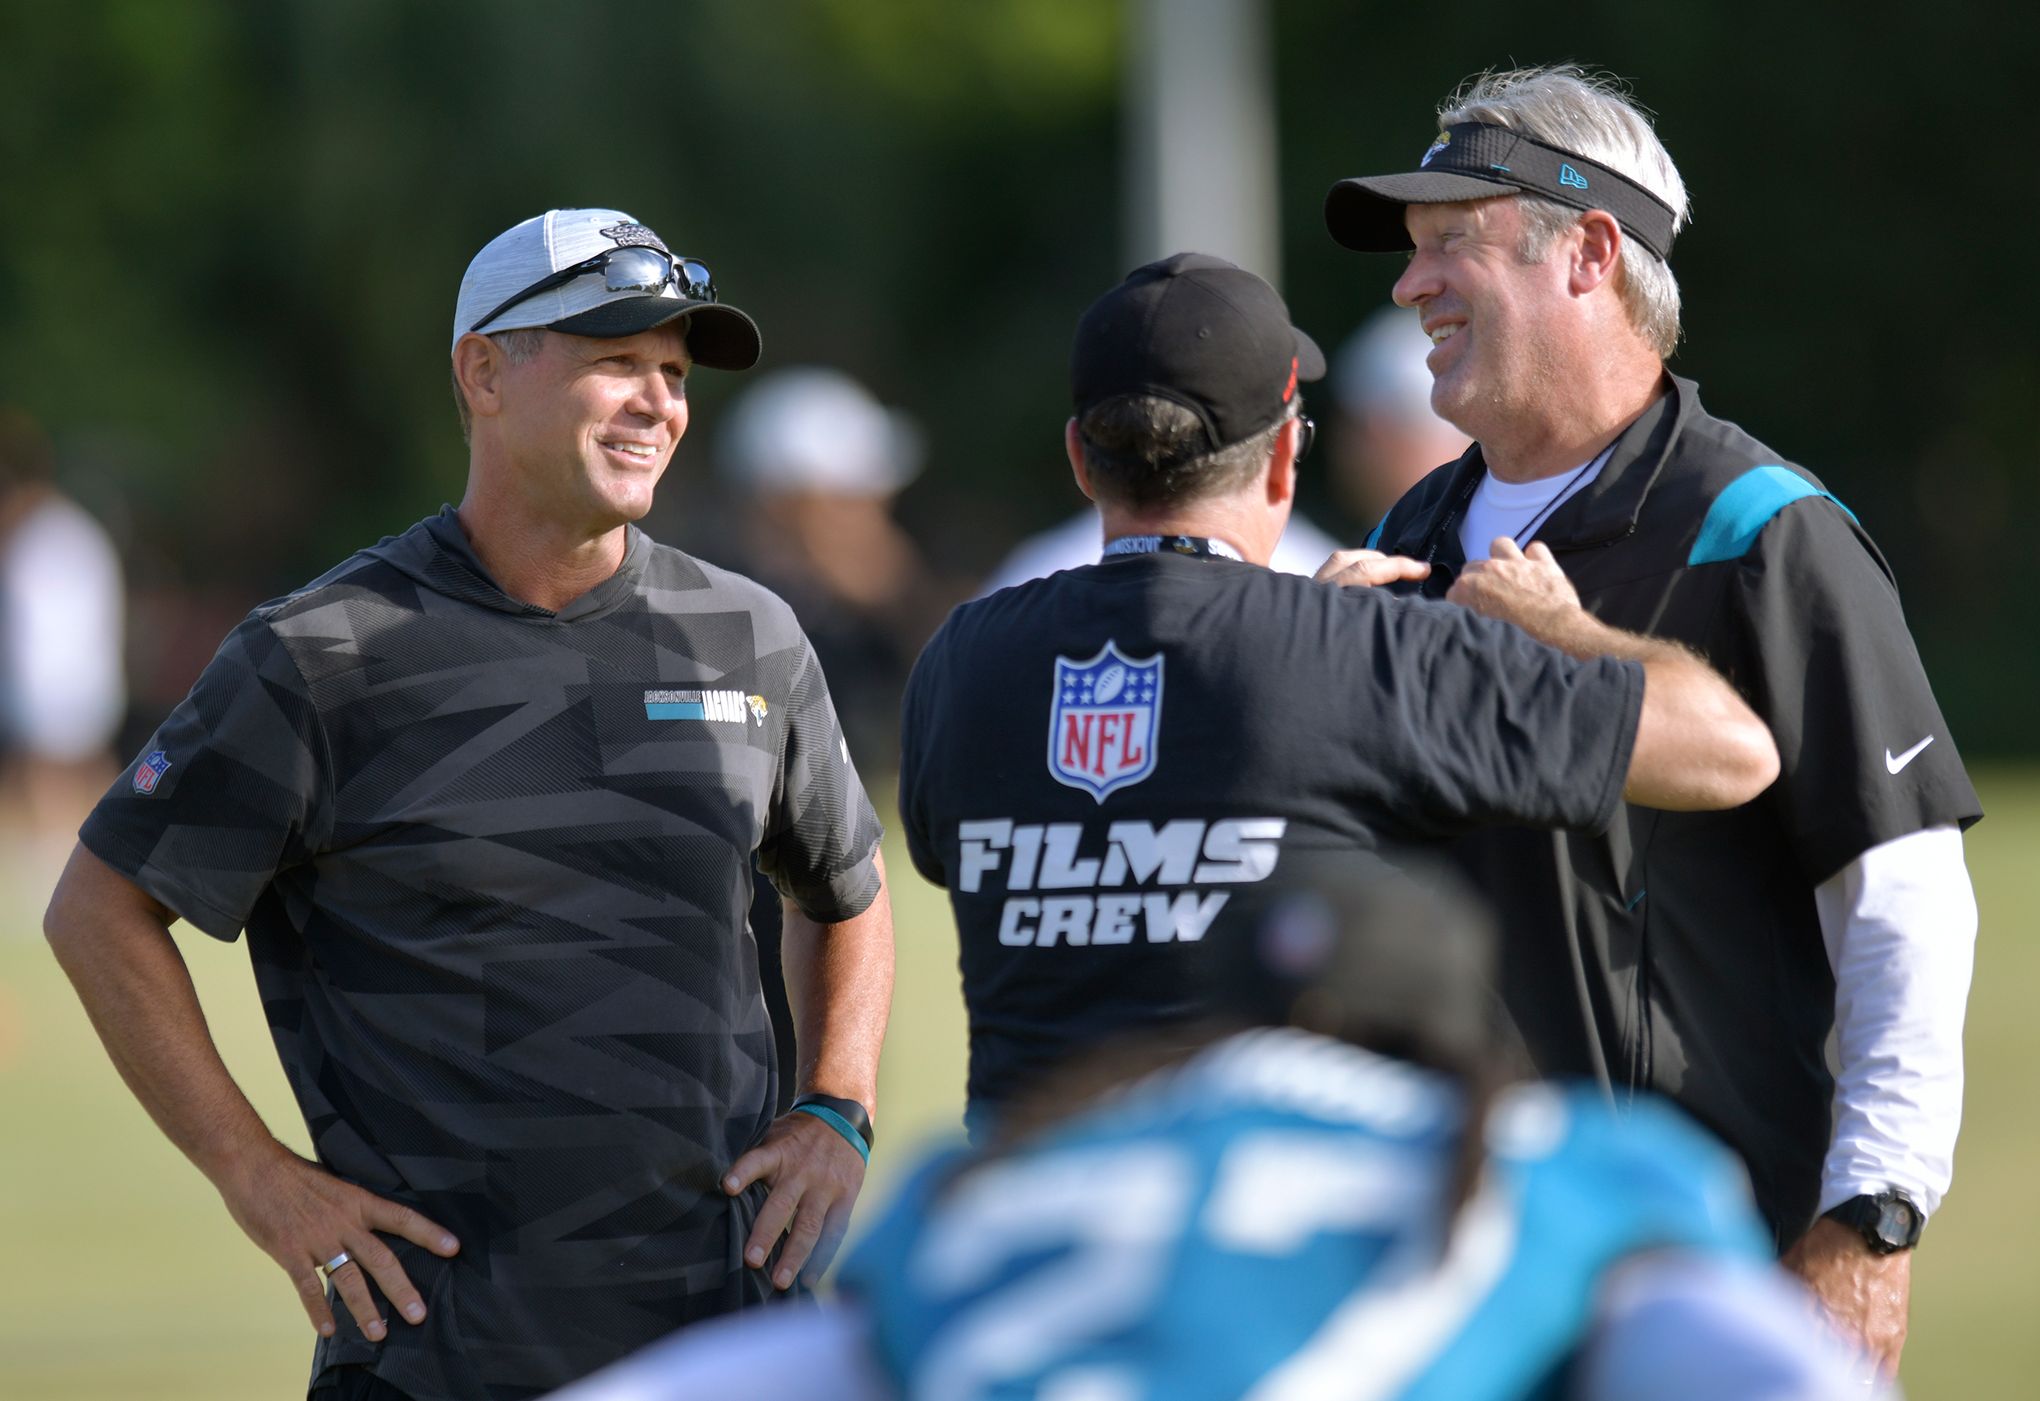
[1885,736,1934,774]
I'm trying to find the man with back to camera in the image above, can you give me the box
[894,250,1780,1144]
[42,207,896,1401]
[1323,65,1982,1373]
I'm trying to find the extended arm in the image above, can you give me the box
[42,843,458,1341]
[726,851,896,1290]
[1448,539,1778,811]
[1781,825,1976,1375]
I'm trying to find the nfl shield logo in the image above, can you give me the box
[132,749,172,795]
[1047,642,1164,802]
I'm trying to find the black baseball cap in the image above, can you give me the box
[1326,123,1679,262]
[1071,253,1325,453]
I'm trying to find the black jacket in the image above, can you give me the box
[1371,375,1982,1243]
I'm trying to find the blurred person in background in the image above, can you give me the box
[43,208,895,1401]
[713,366,953,769]
[710,365,952,1107]
[545,868,1883,1401]
[1328,65,1981,1374]
[1329,304,1472,527]
[0,407,126,855]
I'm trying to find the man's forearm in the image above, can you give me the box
[1441,541,1776,809]
[1617,642,1778,812]
[780,851,896,1113]
[1514,605,1779,813]
[45,843,462,1341]
[43,845,285,1192]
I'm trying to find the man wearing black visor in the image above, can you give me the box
[45,208,897,1400]
[1322,65,1981,1378]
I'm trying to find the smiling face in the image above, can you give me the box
[1391,197,1575,444]
[491,323,692,532]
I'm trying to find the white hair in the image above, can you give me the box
[1440,66,1690,358]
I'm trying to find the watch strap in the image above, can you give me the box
[791,1092,874,1150]
[1822,1191,1923,1254]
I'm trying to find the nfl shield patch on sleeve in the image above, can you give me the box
[132,749,172,795]
[1047,642,1163,802]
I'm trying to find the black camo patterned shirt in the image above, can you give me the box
[82,507,883,1400]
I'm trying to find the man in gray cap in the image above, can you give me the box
[45,208,896,1401]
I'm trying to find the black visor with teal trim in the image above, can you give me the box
[1326,122,1679,262]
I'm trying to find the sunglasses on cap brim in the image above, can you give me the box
[468,246,718,337]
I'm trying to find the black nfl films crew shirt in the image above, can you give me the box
[1368,375,1984,1242]
[899,548,1645,1133]
[82,507,883,1401]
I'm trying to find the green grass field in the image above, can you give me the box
[3,772,2036,1398]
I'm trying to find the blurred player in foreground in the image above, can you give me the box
[547,869,1885,1400]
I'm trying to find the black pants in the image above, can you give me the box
[309,1367,417,1401]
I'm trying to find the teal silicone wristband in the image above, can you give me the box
[791,1102,871,1163]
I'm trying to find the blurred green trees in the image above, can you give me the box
[2,1,2031,748]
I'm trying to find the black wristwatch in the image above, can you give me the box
[1822,1191,1923,1254]
[791,1092,874,1150]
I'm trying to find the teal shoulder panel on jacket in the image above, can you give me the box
[1687,464,1858,567]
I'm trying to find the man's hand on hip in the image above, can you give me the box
[1781,1216,1910,1378]
[725,1110,869,1291]
[218,1143,460,1343]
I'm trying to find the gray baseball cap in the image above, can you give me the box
[451,208,761,370]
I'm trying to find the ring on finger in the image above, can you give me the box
[321,1250,352,1274]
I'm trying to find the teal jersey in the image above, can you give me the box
[841,1029,1771,1401]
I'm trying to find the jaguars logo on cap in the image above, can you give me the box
[132,749,172,795]
[1419,131,1451,168]
[600,221,670,252]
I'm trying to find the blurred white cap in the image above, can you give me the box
[1332,305,1441,424]
[451,207,760,369]
[717,367,924,497]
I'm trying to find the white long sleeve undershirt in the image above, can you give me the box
[1813,825,1976,1220]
